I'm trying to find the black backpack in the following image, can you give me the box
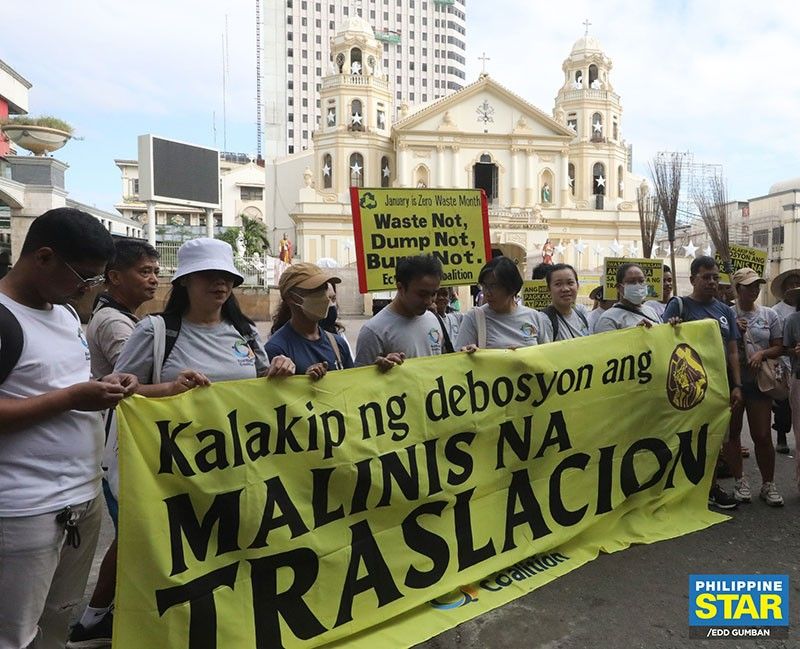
[544,305,588,339]
[0,302,80,385]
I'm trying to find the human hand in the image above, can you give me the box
[737,318,748,333]
[306,361,328,380]
[636,320,653,329]
[667,317,682,326]
[100,372,139,397]
[68,380,129,411]
[460,344,479,353]
[730,386,744,410]
[266,355,296,377]
[748,351,763,370]
[170,369,211,395]
[375,352,405,371]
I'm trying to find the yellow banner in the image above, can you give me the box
[115,321,730,649]
[716,244,768,283]
[603,257,664,301]
[350,188,491,292]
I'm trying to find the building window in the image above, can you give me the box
[240,186,264,201]
[381,156,390,187]
[753,229,769,248]
[591,112,603,141]
[593,162,606,195]
[568,163,575,195]
[349,153,364,188]
[617,165,624,198]
[322,153,333,189]
[350,99,364,131]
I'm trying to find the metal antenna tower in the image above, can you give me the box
[255,0,263,158]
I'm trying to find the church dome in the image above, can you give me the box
[769,176,800,194]
[570,35,603,54]
[338,15,375,38]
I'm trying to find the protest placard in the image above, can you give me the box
[716,244,768,283]
[603,257,664,301]
[521,280,550,309]
[350,188,491,292]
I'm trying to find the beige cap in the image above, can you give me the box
[731,267,766,287]
[278,262,341,296]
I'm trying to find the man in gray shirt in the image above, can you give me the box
[593,262,661,333]
[355,255,444,368]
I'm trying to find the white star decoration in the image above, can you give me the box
[652,243,661,255]
[609,239,622,256]
[382,165,390,178]
[554,243,566,256]
[593,245,605,257]
[596,175,606,188]
[628,242,640,257]
[351,112,363,125]
[662,243,671,257]
[350,162,362,176]
[568,176,574,187]
[683,241,698,258]
[327,110,336,125]
[593,120,602,133]
[351,61,362,75]
[574,240,587,255]
[703,244,712,257]
[322,163,331,176]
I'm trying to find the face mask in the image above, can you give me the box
[623,283,648,305]
[293,291,331,321]
[320,304,338,329]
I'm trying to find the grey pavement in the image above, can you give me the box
[77,323,800,647]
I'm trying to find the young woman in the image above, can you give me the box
[455,256,550,350]
[730,267,784,506]
[542,263,591,341]
[115,238,294,395]
[266,262,353,378]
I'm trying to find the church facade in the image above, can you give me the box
[267,16,645,286]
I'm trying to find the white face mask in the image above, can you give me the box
[292,290,331,321]
[623,283,648,305]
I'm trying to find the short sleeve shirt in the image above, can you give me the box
[593,303,661,333]
[355,307,443,366]
[540,304,591,341]
[454,304,551,349]
[265,323,354,374]
[662,297,740,346]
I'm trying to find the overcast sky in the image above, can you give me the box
[3,1,798,213]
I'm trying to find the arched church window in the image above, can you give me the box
[591,112,603,141]
[568,163,575,196]
[414,165,429,188]
[349,153,364,188]
[376,109,386,130]
[593,162,606,195]
[322,154,332,189]
[588,64,599,87]
[350,99,364,131]
[326,104,336,128]
[479,153,492,163]
[336,52,345,73]
[567,113,577,134]
[350,48,363,75]
[617,165,624,198]
[381,156,391,188]
[573,71,583,89]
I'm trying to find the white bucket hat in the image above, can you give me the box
[171,238,244,287]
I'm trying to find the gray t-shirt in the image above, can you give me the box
[355,306,443,366]
[541,304,591,341]
[772,301,795,371]
[455,304,551,349]
[86,305,138,379]
[737,305,781,382]
[593,303,661,333]
[115,316,269,383]
[648,300,668,320]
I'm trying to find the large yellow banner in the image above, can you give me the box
[115,321,730,649]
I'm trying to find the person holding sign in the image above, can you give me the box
[355,255,444,369]
[593,263,661,333]
[114,238,295,396]
[541,264,591,340]
[266,263,354,377]
[455,257,550,350]
[727,268,784,506]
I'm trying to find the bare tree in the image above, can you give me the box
[694,174,731,274]
[649,152,684,278]
[637,180,662,259]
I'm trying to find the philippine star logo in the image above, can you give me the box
[666,343,707,411]
[689,574,789,639]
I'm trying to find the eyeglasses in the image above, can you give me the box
[61,257,106,288]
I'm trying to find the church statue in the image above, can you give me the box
[542,239,555,264]
[235,231,246,258]
[541,183,551,204]
[279,234,293,263]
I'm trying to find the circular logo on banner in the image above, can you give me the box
[666,343,708,410]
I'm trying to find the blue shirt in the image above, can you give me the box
[661,296,740,346]
[265,323,354,374]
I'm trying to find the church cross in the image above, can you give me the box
[583,19,592,37]
[478,52,490,75]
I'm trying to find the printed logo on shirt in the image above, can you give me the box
[718,315,730,339]
[427,327,443,353]
[77,327,91,360]
[520,322,537,341]
[232,338,256,366]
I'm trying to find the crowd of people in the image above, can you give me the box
[0,208,797,648]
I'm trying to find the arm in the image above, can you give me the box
[726,338,743,409]
[453,311,477,350]
[94,316,136,369]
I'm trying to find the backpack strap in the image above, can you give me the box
[433,312,455,354]
[161,312,182,366]
[666,296,685,321]
[574,307,588,329]
[474,306,487,349]
[0,303,23,386]
[545,305,559,339]
[323,330,344,369]
[149,315,167,384]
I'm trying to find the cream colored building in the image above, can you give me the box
[266,19,646,303]
[114,154,267,240]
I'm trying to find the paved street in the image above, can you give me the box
[79,319,800,647]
